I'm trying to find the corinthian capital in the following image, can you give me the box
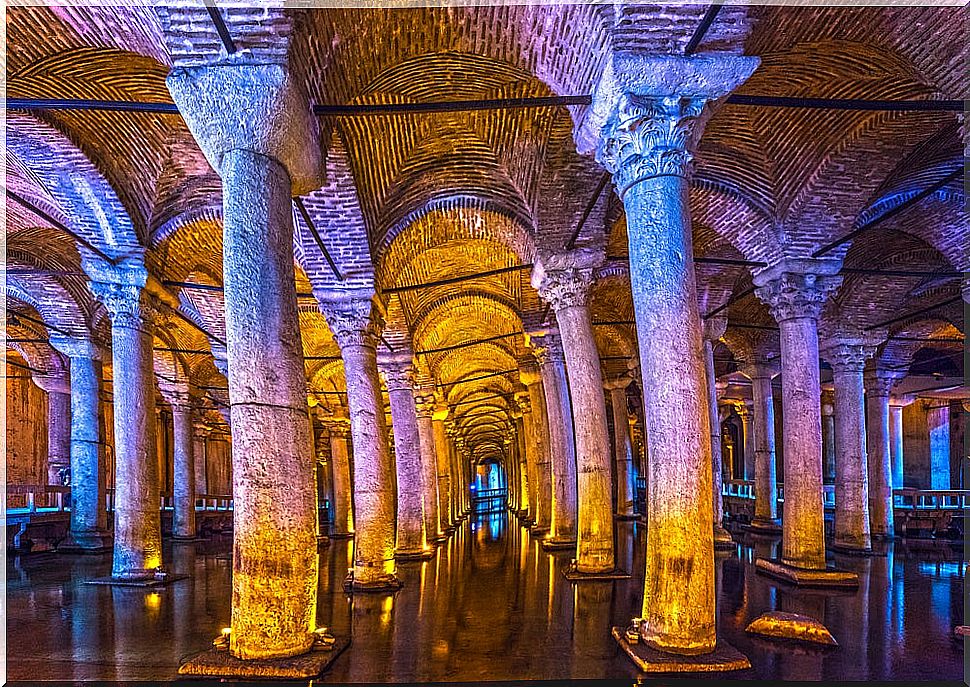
[532,247,602,312]
[752,259,843,324]
[703,315,727,343]
[527,328,565,366]
[820,325,883,373]
[318,292,384,350]
[89,282,160,332]
[378,353,415,392]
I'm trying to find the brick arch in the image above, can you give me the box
[6,112,141,256]
[3,276,89,340]
[878,319,964,370]
[5,298,69,376]
[150,210,224,287]
[152,328,191,386]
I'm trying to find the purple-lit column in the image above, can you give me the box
[864,368,901,539]
[88,272,163,579]
[160,382,197,540]
[320,296,399,589]
[741,360,781,532]
[754,262,843,571]
[321,411,354,537]
[604,375,636,518]
[889,397,910,488]
[582,53,758,654]
[517,369,551,531]
[49,337,108,548]
[703,317,733,549]
[529,329,577,547]
[414,391,442,543]
[534,258,614,572]
[33,372,72,486]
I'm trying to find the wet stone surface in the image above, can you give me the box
[5,515,963,683]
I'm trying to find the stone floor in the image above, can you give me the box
[6,512,964,684]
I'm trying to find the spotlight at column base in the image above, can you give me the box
[748,518,783,534]
[540,536,577,551]
[178,636,349,679]
[755,558,859,588]
[612,627,751,673]
[563,561,631,581]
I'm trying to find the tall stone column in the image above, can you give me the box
[889,399,907,488]
[604,375,636,518]
[821,392,837,484]
[88,274,162,580]
[517,370,551,532]
[529,330,577,548]
[160,383,196,540]
[753,261,844,576]
[865,368,900,539]
[445,420,462,522]
[703,317,733,549]
[533,257,615,572]
[49,337,108,548]
[33,373,72,485]
[742,361,781,533]
[192,422,209,496]
[319,295,399,589]
[582,53,758,654]
[510,409,531,520]
[432,401,454,532]
[379,355,430,558]
[821,332,876,553]
[169,61,323,658]
[738,402,754,481]
[414,391,442,543]
[322,411,354,538]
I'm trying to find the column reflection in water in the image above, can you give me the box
[776,589,826,680]
[571,582,615,677]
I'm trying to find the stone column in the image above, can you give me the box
[738,401,754,482]
[89,274,163,580]
[49,337,108,548]
[865,368,900,539]
[192,422,209,496]
[604,375,636,518]
[583,54,758,653]
[533,257,615,572]
[742,361,781,532]
[445,420,462,522]
[821,332,876,553]
[160,383,196,540]
[379,355,430,558]
[414,391,442,543]
[33,373,72,485]
[322,411,354,538]
[510,409,531,520]
[821,392,837,484]
[754,262,842,571]
[319,295,399,589]
[702,317,733,549]
[517,370,550,531]
[529,330,577,547]
[170,60,324,658]
[432,401,454,533]
[889,398,908,488]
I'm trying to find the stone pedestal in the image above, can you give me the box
[754,260,842,576]
[529,329,578,548]
[534,254,615,573]
[169,59,324,659]
[321,295,399,590]
[50,337,110,550]
[89,273,163,580]
[581,53,759,654]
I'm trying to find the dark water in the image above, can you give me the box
[6,512,964,683]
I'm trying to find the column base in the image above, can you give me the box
[343,572,403,593]
[329,532,355,540]
[179,637,349,679]
[754,558,859,588]
[57,533,113,554]
[85,573,188,588]
[171,535,204,543]
[563,561,631,581]
[541,536,577,551]
[748,518,782,534]
[316,535,331,548]
[530,525,550,537]
[714,527,736,550]
[615,512,640,521]
[431,534,448,544]
[831,542,880,557]
[612,628,750,673]
[394,548,434,561]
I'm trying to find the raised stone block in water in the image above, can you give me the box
[745,611,838,646]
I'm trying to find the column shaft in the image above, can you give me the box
[527,380,553,532]
[383,365,427,556]
[67,353,105,546]
[329,427,354,536]
[889,404,905,488]
[748,372,779,529]
[432,410,453,532]
[866,389,894,538]
[608,385,636,517]
[830,352,872,552]
[704,339,731,545]
[415,402,441,543]
[171,405,196,539]
[535,347,577,544]
[222,150,317,659]
[47,390,72,485]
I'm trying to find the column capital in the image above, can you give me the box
[89,280,162,333]
[578,54,759,197]
[527,328,565,366]
[159,380,193,411]
[49,335,104,361]
[740,358,779,381]
[518,360,542,387]
[702,315,727,343]
[320,414,351,438]
[31,371,71,395]
[513,391,532,415]
[821,388,835,416]
[378,352,415,392]
[752,259,843,323]
[820,326,882,373]
[167,60,323,195]
[318,292,384,350]
[603,373,633,391]
[864,367,904,397]
[531,247,602,312]
[414,393,436,419]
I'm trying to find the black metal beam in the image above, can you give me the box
[203,0,237,54]
[383,264,531,294]
[6,98,179,114]
[417,331,521,357]
[6,309,75,338]
[725,95,962,112]
[684,3,723,56]
[867,296,964,330]
[314,96,590,116]
[438,368,519,388]
[565,172,611,250]
[293,197,343,282]
[704,287,756,320]
[6,189,114,263]
[4,357,43,374]
[842,267,963,279]
[813,167,964,258]
[164,280,315,299]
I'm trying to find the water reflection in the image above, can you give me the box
[5,517,963,682]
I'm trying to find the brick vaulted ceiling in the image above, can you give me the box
[5,3,967,459]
